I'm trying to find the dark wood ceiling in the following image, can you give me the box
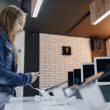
[69,15,110,39]
[26,0,93,36]
[1,0,110,39]
[0,0,20,10]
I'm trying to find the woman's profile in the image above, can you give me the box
[0,5,39,110]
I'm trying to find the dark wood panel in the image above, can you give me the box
[90,38,107,61]
[24,31,39,96]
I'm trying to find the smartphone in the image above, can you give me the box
[35,71,40,76]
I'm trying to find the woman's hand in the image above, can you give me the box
[31,71,40,83]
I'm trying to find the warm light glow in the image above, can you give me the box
[93,10,110,25]
[32,0,44,17]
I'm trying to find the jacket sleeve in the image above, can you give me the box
[0,36,32,86]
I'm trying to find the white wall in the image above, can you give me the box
[106,39,110,56]
[40,33,92,89]
[14,31,25,97]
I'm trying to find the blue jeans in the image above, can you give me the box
[0,92,12,110]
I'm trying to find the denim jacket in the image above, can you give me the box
[0,29,32,87]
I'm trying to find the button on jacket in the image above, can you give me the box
[0,29,32,89]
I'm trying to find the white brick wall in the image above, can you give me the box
[14,31,25,97]
[40,33,92,89]
[106,39,110,56]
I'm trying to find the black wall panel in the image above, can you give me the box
[23,31,39,96]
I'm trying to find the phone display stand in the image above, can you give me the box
[79,83,106,110]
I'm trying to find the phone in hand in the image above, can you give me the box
[35,71,40,76]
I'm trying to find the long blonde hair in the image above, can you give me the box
[0,5,26,43]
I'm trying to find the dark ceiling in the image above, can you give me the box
[1,0,110,39]
[26,0,94,36]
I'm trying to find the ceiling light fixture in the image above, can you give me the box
[90,0,110,25]
[32,0,44,17]
[92,10,110,25]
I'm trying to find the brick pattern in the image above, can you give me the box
[40,33,92,89]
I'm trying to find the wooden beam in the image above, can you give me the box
[90,0,110,25]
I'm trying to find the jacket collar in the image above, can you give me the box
[0,28,11,42]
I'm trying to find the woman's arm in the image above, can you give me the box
[0,36,32,86]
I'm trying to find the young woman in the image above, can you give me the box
[0,5,39,110]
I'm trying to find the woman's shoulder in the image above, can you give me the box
[0,29,8,42]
